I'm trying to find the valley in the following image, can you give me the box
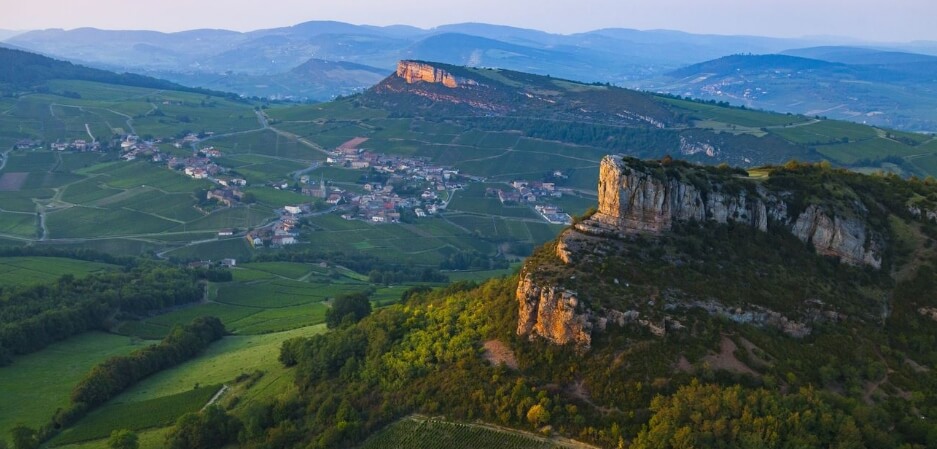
[1,40,937,449]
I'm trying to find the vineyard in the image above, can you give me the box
[358,416,593,449]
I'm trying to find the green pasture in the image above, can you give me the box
[0,332,146,436]
[0,256,114,286]
[49,385,222,446]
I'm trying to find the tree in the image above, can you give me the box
[526,404,551,427]
[325,292,372,329]
[9,425,37,449]
[108,429,139,449]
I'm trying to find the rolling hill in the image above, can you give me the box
[2,21,883,101]
[638,52,937,131]
[3,52,937,449]
[356,60,937,174]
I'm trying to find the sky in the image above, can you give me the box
[2,0,935,43]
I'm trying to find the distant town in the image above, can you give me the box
[109,133,573,247]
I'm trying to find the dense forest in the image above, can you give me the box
[209,269,936,449]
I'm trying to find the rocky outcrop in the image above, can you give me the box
[581,155,882,268]
[516,271,593,349]
[396,61,460,88]
[791,205,882,268]
[585,155,779,234]
[517,155,888,349]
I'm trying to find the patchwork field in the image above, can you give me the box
[0,256,115,285]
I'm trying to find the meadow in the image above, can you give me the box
[45,325,325,448]
[0,332,144,434]
[116,262,374,339]
[49,385,222,446]
[0,256,115,285]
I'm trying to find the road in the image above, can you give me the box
[84,123,96,143]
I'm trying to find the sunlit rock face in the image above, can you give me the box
[396,61,460,88]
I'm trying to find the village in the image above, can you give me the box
[108,133,574,247]
[489,176,573,225]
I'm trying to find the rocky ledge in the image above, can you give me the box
[396,61,465,88]
[581,155,882,268]
[517,155,887,349]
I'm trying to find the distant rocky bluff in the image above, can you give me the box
[517,155,886,349]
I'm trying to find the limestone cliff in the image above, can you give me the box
[516,271,593,349]
[582,155,882,268]
[517,155,889,349]
[396,61,461,88]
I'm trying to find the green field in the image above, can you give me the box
[0,256,115,285]
[50,385,222,446]
[115,325,326,403]
[660,96,812,128]
[33,322,326,449]
[117,265,372,338]
[359,417,587,449]
[54,427,170,449]
[0,332,146,436]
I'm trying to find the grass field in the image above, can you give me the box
[116,325,326,403]
[49,384,222,446]
[118,266,371,338]
[660,97,811,128]
[54,427,171,449]
[0,332,146,436]
[359,416,592,449]
[0,256,115,286]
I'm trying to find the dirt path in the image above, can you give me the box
[202,384,229,410]
[0,147,10,171]
[84,123,96,143]
[105,108,137,135]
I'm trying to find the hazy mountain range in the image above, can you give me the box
[5,21,937,130]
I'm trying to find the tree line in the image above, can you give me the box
[0,261,226,365]
[43,317,227,444]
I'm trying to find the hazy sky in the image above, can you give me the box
[3,0,935,42]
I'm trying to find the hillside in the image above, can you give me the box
[160,58,388,100]
[224,158,937,449]
[4,55,937,448]
[358,60,937,175]
[1,21,871,101]
[639,52,937,131]
[0,47,234,98]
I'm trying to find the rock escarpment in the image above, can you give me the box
[516,273,592,348]
[581,155,882,268]
[396,61,462,88]
[517,155,888,349]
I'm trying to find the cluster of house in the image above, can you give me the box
[534,205,573,225]
[300,175,345,205]
[327,146,462,187]
[172,132,214,148]
[206,187,244,207]
[344,180,452,223]
[245,204,307,247]
[14,139,43,150]
[50,139,102,152]
[484,178,572,224]
[493,180,562,204]
[319,138,472,223]
[119,135,161,161]
[167,150,224,180]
